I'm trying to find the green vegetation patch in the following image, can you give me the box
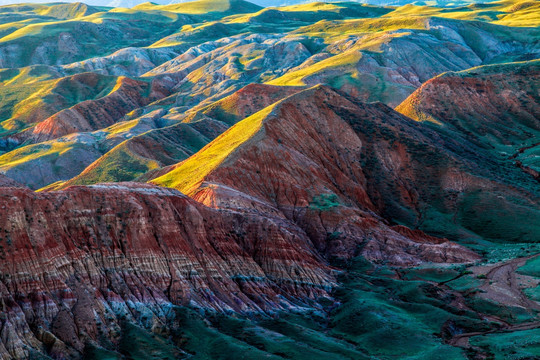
[470,328,540,360]
[309,193,340,211]
[517,256,540,278]
[68,142,160,185]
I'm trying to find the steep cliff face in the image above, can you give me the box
[0,87,495,360]
[0,183,334,359]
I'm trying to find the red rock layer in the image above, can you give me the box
[187,83,304,125]
[0,183,333,358]
[29,76,171,142]
[152,85,483,265]
[396,61,540,148]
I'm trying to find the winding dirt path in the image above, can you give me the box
[475,255,540,311]
[449,254,540,347]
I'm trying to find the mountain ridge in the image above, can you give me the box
[0,1,538,359]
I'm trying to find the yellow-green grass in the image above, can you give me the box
[183,98,241,126]
[134,0,261,15]
[103,118,142,137]
[36,180,65,192]
[83,7,180,23]
[0,65,59,86]
[380,0,539,26]
[0,141,75,169]
[149,1,395,48]
[0,18,75,42]
[36,2,99,19]
[267,50,362,86]
[64,141,161,186]
[0,79,58,132]
[0,73,119,134]
[0,7,189,69]
[352,30,411,52]
[224,2,392,22]
[0,18,46,38]
[382,4,448,18]
[134,0,230,13]
[151,103,275,194]
[0,3,45,13]
[494,0,540,27]
[276,2,359,13]
[0,2,103,19]
[149,20,240,48]
[0,8,180,44]
[291,17,427,40]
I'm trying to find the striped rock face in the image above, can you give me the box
[0,183,335,357]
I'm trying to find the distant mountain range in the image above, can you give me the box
[0,0,500,8]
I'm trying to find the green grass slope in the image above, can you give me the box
[0,72,119,136]
[151,103,273,194]
[134,0,262,16]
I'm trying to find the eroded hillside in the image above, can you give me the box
[0,1,539,359]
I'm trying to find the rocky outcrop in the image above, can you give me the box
[0,183,333,359]
[144,33,314,108]
[62,47,180,77]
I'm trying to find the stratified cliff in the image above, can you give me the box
[0,183,337,358]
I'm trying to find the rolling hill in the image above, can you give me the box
[0,1,538,359]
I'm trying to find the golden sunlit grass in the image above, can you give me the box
[0,79,57,127]
[268,50,362,86]
[0,66,58,86]
[151,103,274,194]
[291,17,427,40]
[379,0,539,26]
[0,73,120,134]
[0,20,71,42]
[0,141,74,169]
[64,141,161,187]
[84,7,180,23]
[37,2,98,19]
[36,180,66,192]
[134,0,261,15]
[104,119,141,137]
